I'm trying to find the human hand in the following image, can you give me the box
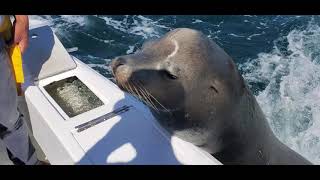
[13,15,29,54]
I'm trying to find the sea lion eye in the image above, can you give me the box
[163,70,178,80]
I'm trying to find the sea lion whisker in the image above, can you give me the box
[129,82,153,111]
[124,83,133,95]
[127,83,136,96]
[123,83,129,92]
[133,82,152,105]
[136,81,171,114]
[130,84,144,102]
[135,81,160,111]
[130,82,144,101]
[135,82,160,112]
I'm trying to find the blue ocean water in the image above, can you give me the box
[30,15,320,164]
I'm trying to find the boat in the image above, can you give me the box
[3,23,222,165]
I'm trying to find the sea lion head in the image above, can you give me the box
[111,28,246,148]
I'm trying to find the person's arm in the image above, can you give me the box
[13,15,29,54]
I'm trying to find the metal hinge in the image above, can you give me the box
[75,105,132,133]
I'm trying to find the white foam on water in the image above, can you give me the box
[192,19,204,24]
[85,55,112,70]
[29,15,88,34]
[212,21,224,28]
[60,15,87,27]
[29,16,50,26]
[77,31,114,44]
[29,15,55,29]
[240,21,320,164]
[126,46,135,54]
[88,63,111,71]
[29,15,53,23]
[228,33,246,38]
[247,33,265,40]
[99,15,170,39]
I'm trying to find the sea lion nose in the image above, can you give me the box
[111,56,127,74]
[111,56,133,85]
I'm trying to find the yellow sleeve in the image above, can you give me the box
[9,45,24,83]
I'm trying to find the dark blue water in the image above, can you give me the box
[30,15,320,164]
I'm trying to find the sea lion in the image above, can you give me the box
[111,28,312,165]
